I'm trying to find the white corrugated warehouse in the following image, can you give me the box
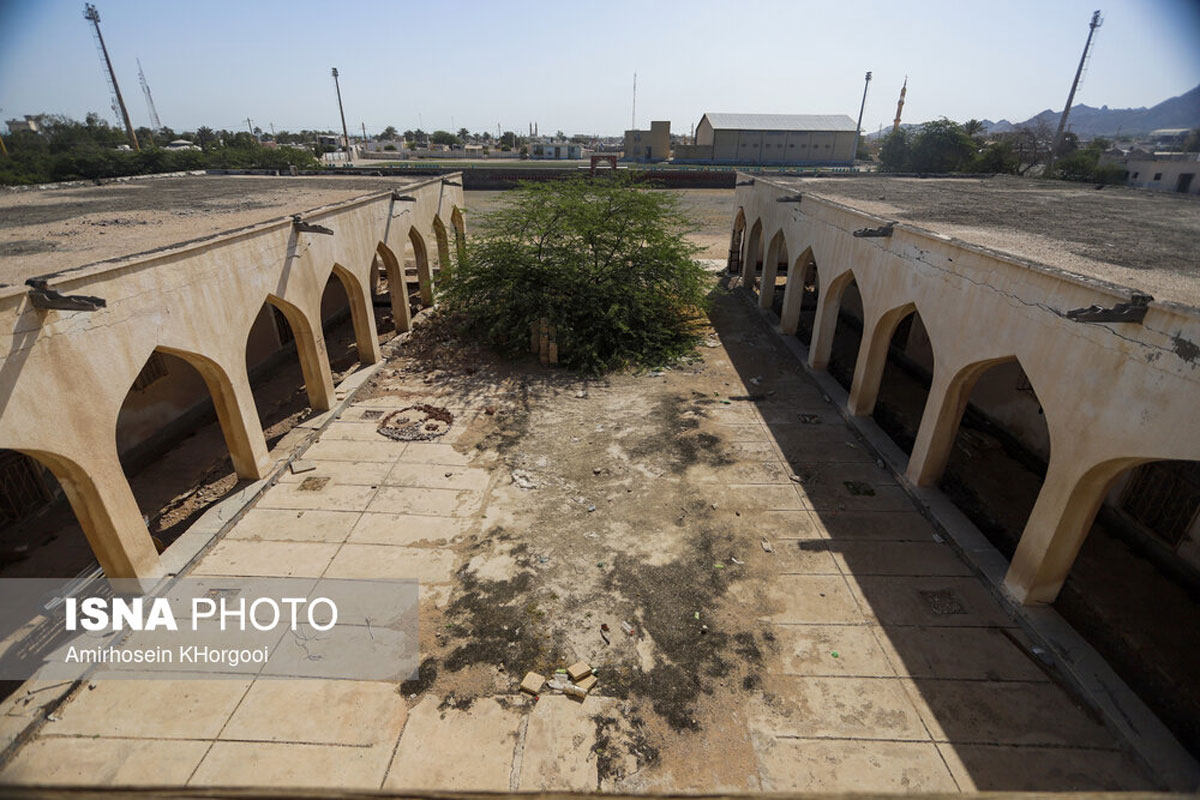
[674,112,858,166]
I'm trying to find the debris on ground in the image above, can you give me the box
[289,459,316,474]
[568,661,593,682]
[520,671,546,695]
[760,538,774,553]
[511,469,538,489]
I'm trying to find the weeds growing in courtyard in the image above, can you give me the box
[439,174,710,373]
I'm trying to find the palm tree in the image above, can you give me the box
[964,119,986,140]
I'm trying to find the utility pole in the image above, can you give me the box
[361,122,367,145]
[852,71,871,170]
[1046,10,1103,176]
[83,4,138,150]
[331,67,351,162]
[245,117,254,137]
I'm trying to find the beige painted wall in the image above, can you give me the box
[734,173,1200,605]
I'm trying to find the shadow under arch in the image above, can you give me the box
[432,216,451,275]
[741,217,763,288]
[727,207,746,274]
[780,246,819,342]
[261,293,334,413]
[13,445,156,579]
[760,230,789,313]
[807,266,858,372]
[407,226,434,307]
[376,241,412,334]
[450,206,466,263]
[329,263,380,364]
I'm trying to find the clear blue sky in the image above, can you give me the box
[1,0,1198,136]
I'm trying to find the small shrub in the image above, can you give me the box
[439,174,709,373]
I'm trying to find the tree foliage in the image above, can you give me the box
[439,174,710,373]
[0,113,319,185]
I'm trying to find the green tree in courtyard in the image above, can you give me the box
[439,174,710,373]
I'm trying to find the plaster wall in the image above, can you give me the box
[0,174,464,580]
[735,173,1200,604]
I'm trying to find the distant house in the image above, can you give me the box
[623,121,670,162]
[165,139,200,151]
[673,112,858,166]
[1101,150,1199,195]
[5,116,39,134]
[529,141,583,160]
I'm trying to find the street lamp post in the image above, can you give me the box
[852,71,872,172]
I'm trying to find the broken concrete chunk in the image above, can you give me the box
[289,460,316,474]
[761,538,774,553]
[575,674,598,693]
[562,683,588,699]
[567,661,592,682]
[519,672,546,695]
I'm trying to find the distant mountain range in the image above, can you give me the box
[868,83,1200,139]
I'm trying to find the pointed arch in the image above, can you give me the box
[432,216,451,276]
[848,300,919,416]
[376,241,411,333]
[780,246,818,338]
[808,267,858,370]
[15,446,159,579]
[727,207,746,275]
[408,226,434,306]
[330,263,381,364]
[450,206,466,264]
[759,230,789,311]
[262,293,334,412]
[740,217,763,288]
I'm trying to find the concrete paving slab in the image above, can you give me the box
[192,539,339,578]
[769,624,896,677]
[831,540,973,577]
[875,626,1049,682]
[810,510,937,541]
[277,460,394,486]
[257,482,378,512]
[320,422,393,441]
[767,422,867,446]
[749,675,929,740]
[848,576,1018,628]
[0,737,209,786]
[304,439,406,462]
[754,735,957,792]
[708,483,806,512]
[324,544,458,583]
[189,741,393,789]
[740,509,827,540]
[936,741,1159,791]
[386,463,492,491]
[367,486,485,517]
[801,484,914,513]
[395,442,477,466]
[518,695,605,791]
[744,538,840,574]
[224,508,361,543]
[347,512,474,546]
[784,440,879,463]
[905,678,1119,747]
[43,676,251,739]
[735,574,865,625]
[691,461,790,484]
[383,696,521,791]
[220,680,406,746]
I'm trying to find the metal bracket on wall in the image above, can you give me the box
[291,215,333,235]
[26,279,106,312]
[391,192,416,202]
[441,179,462,187]
[736,179,755,186]
[1066,292,1152,324]
[776,195,803,203]
[853,223,895,238]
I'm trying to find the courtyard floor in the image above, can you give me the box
[0,281,1160,793]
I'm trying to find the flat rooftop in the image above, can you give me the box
[769,175,1200,309]
[0,175,429,286]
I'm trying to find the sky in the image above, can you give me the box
[1,0,1198,137]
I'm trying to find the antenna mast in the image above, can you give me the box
[137,58,162,132]
[1046,9,1103,175]
[331,67,351,162]
[83,4,138,150]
